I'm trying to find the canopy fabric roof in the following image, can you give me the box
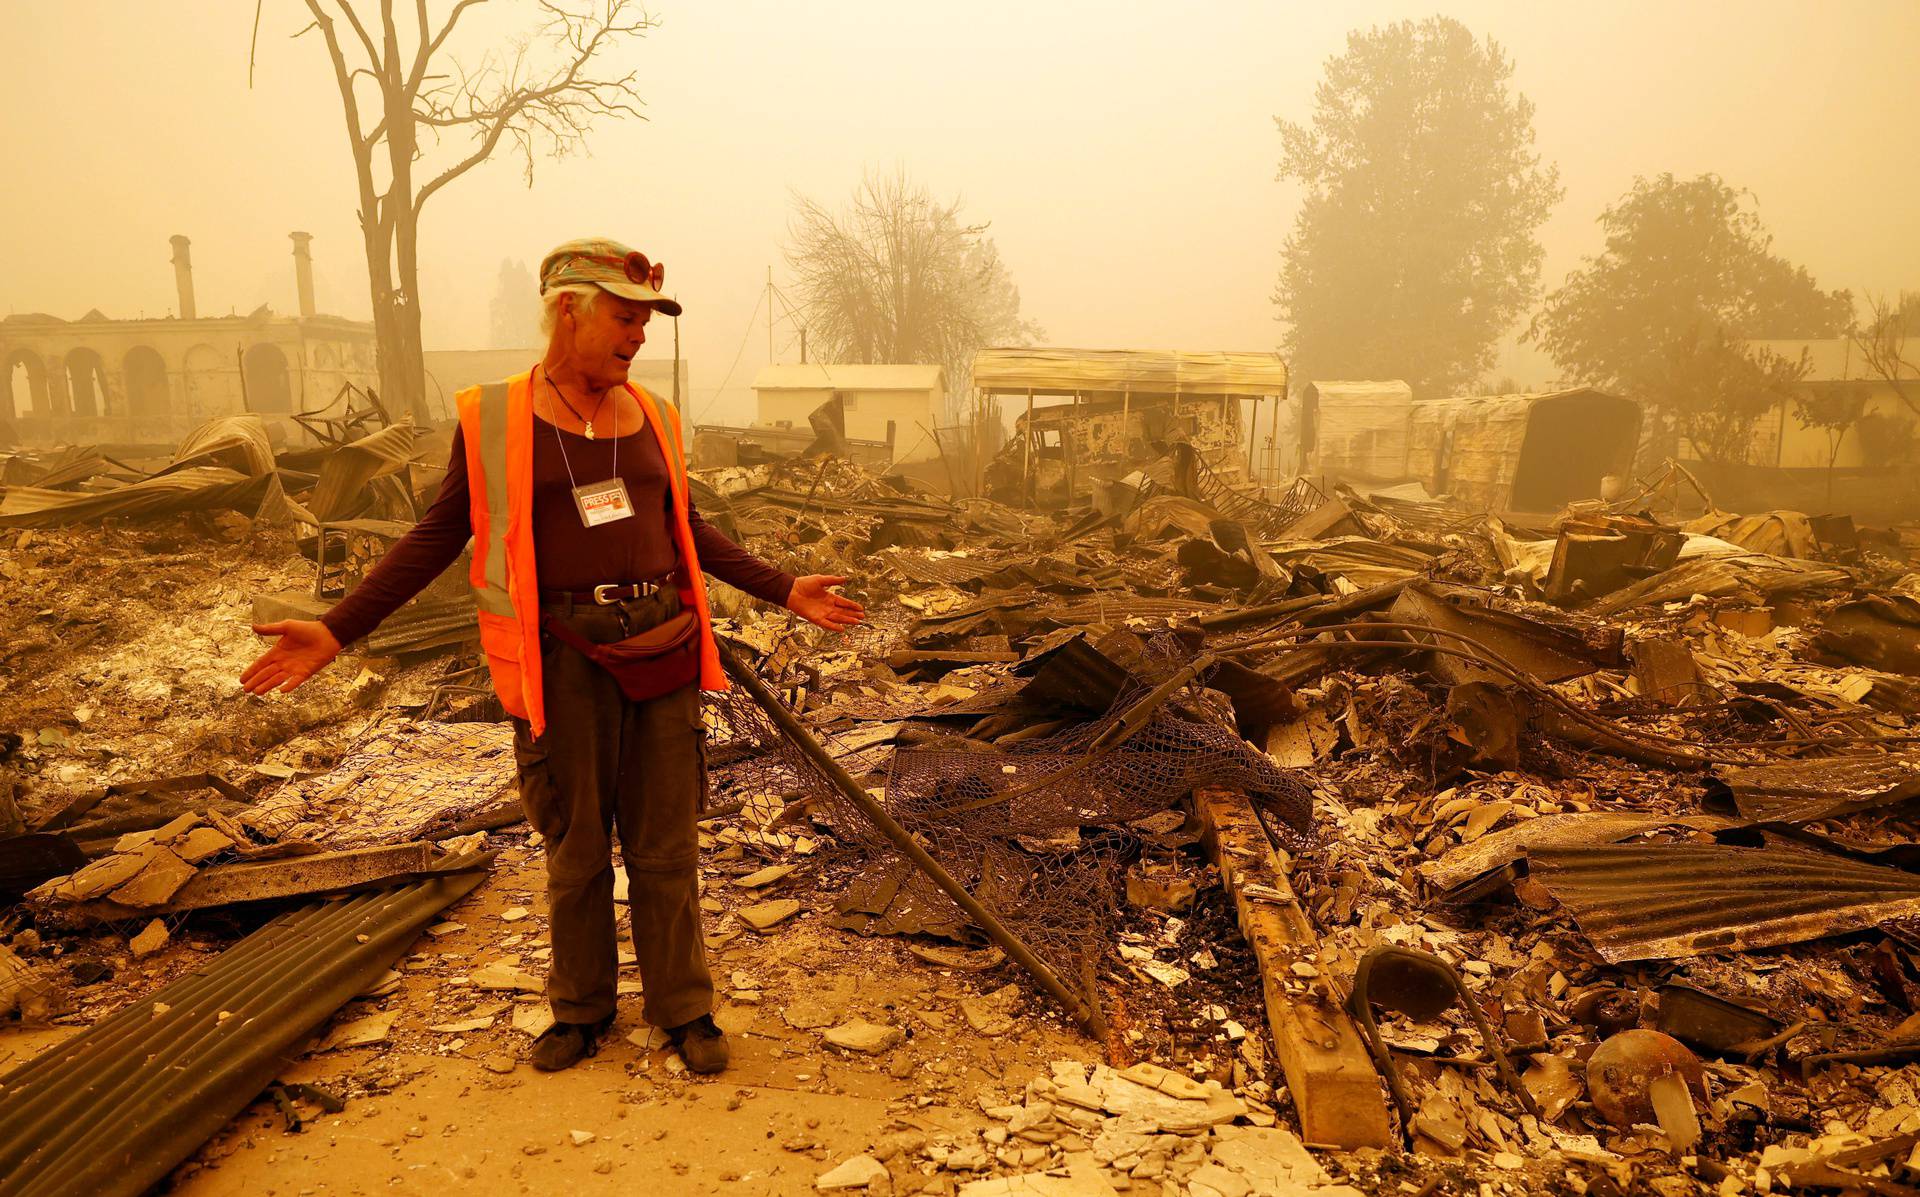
[972,347,1289,396]
[753,364,943,391]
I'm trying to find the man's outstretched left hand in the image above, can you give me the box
[786,574,865,633]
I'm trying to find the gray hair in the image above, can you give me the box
[539,284,601,338]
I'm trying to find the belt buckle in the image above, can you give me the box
[592,583,625,605]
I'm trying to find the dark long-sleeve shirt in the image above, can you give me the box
[320,417,795,648]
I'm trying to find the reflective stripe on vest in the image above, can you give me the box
[470,381,516,618]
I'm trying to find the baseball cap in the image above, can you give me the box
[538,237,684,316]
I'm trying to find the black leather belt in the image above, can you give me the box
[539,579,669,605]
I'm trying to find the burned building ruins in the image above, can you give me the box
[1,234,375,448]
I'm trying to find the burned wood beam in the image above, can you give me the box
[1195,786,1393,1148]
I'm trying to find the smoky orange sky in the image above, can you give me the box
[3,1,1917,423]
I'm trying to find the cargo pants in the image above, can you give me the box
[511,588,714,1029]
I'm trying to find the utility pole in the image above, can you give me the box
[766,266,774,364]
[799,328,807,365]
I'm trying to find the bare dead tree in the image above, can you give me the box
[1850,292,1920,416]
[284,1,656,421]
[785,169,1041,425]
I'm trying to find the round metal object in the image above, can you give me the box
[1585,1029,1706,1127]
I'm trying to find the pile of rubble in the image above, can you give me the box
[7,409,1920,1196]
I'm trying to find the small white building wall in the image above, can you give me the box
[754,387,942,463]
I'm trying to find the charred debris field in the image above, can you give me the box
[5,416,1920,1197]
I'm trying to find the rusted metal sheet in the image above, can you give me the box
[1815,595,1920,676]
[1390,581,1624,685]
[0,866,488,1197]
[1707,752,1920,823]
[1528,842,1920,962]
[878,550,1003,587]
[1419,811,1737,898]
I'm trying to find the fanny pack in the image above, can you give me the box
[539,607,700,703]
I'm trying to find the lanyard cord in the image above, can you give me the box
[535,365,618,497]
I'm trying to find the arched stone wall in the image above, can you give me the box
[183,343,230,417]
[123,345,170,416]
[243,343,293,413]
[5,348,49,420]
[65,348,109,418]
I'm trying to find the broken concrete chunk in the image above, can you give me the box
[173,826,235,864]
[738,899,801,931]
[111,829,158,855]
[48,848,155,902]
[511,1003,556,1038]
[814,1153,888,1190]
[782,997,838,1030]
[469,962,544,993]
[960,983,1023,1036]
[316,1009,396,1052]
[128,918,170,959]
[106,847,197,910]
[734,864,796,889]
[151,813,205,844]
[822,1019,904,1054]
[1118,1061,1212,1100]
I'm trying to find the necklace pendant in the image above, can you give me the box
[584,421,596,440]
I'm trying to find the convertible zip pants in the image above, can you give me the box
[510,588,714,1029]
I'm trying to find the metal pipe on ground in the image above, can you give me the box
[717,640,1108,1039]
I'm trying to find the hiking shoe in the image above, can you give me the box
[531,1016,612,1072]
[665,1014,729,1074]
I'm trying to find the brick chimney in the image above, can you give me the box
[289,231,317,318]
[169,234,196,320]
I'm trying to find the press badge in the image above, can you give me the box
[572,477,635,527]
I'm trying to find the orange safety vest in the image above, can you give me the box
[456,370,726,739]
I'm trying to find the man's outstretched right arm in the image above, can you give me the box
[241,428,474,694]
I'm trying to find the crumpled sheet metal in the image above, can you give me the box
[1707,752,1920,823]
[1528,842,1920,962]
[1588,552,1849,616]
[0,868,487,1197]
[1390,581,1622,685]
[1419,811,1736,896]
[1815,594,1920,677]
[0,466,305,529]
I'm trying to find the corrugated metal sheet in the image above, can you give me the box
[1306,380,1413,483]
[0,867,487,1197]
[878,550,1005,587]
[1528,842,1920,962]
[1708,753,1920,823]
[973,348,1288,396]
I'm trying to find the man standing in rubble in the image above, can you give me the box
[239,239,865,1074]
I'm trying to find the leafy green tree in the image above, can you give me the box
[1529,173,1851,398]
[1792,382,1871,500]
[1274,17,1561,397]
[1661,331,1809,466]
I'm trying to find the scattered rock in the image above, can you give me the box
[823,1019,905,1054]
[734,864,795,889]
[128,918,170,959]
[739,899,802,931]
[317,1010,397,1053]
[961,984,1023,1036]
